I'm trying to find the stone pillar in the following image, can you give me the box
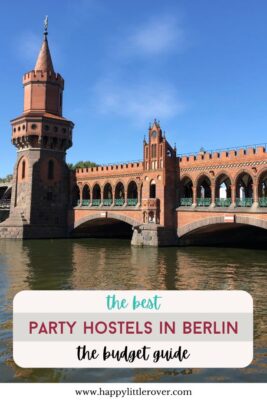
[111,188,115,206]
[78,185,82,207]
[192,186,197,207]
[100,186,104,206]
[88,187,92,206]
[123,187,127,207]
[211,182,215,207]
[252,182,259,209]
[230,184,236,208]
[137,185,141,207]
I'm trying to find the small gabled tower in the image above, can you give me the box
[5,19,74,238]
[142,119,177,226]
[132,119,178,246]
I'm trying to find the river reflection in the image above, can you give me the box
[0,239,266,382]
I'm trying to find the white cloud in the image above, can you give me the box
[93,80,185,126]
[120,16,185,58]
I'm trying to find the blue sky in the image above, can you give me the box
[1,0,267,176]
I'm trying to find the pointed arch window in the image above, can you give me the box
[22,160,26,179]
[48,160,54,180]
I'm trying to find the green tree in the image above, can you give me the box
[67,161,99,170]
[0,174,13,183]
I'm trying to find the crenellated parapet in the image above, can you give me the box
[23,70,64,86]
[179,145,267,168]
[76,161,143,178]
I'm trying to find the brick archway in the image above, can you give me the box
[178,215,267,238]
[73,212,140,231]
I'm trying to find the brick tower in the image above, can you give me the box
[0,21,74,238]
[131,119,178,246]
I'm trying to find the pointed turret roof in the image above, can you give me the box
[35,33,54,72]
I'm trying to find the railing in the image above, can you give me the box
[92,199,101,206]
[180,198,193,206]
[0,199,11,209]
[114,199,124,206]
[215,198,231,207]
[197,198,211,207]
[259,197,267,207]
[127,198,138,206]
[236,198,253,207]
[103,199,112,206]
[77,198,139,207]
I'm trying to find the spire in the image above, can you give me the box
[34,16,54,73]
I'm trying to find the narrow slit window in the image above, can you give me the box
[22,160,26,179]
[48,160,54,180]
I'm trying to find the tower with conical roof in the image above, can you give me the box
[4,18,74,238]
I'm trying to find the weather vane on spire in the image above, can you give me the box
[44,15,48,36]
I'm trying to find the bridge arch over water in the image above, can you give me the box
[178,215,267,238]
[74,212,140,230]
[71,212,141,239]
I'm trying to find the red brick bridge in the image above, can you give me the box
[1,26,267,246]
[71,122,267,246]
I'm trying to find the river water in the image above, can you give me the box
[0,239,266,382]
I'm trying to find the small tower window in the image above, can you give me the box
[31,124,37,130]
[48,160,54,180]
[150,181,156,198]
[152,144,157,158]
[22,160,26,179]
[45,125,50,131]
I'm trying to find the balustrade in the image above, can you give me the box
[92,199,101,206]
[127,198,138,206]
[114,199,124,206]
[103,199,112,206]
[180,198,193,206]
[236,198,253,207]
[215,198,231,207]
[259,197,267,207]
[197,198,211,207]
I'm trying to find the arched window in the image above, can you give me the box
[150,180,156,198]
[82,185,90,200]
[196,175,211,206]
[236,172,253,207]
[22,160,26,179]
[115,182,125,206]
[180,177,193,206]
[48,160,54,180]
[103,183,113,206]
[127,181,138,206]
[82,185,90,206]
[215,174,231,207]
[258,170,267,207]
[92,184,101,206]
